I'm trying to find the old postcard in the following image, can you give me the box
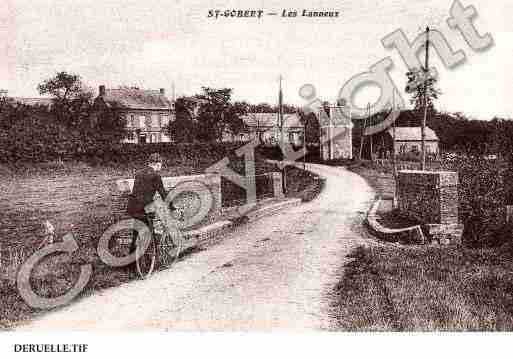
[1,0,512,356]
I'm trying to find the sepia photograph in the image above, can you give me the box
[0,0,512,356]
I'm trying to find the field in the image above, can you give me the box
[0,149,323,329]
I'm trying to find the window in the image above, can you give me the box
[139,115,145,128]
[161,115,170,127]
[127,132,135,141]
[151,114,160,127]
[130,114,135,127]
[144,116,152,128]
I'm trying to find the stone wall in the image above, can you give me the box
[397,170,463,244]
[117,174,222,220]
[116,172,285,219]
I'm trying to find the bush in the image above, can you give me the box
[445,156,507,247]
[396,152,421,162]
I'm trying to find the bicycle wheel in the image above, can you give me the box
[135,232,156,279]
[156,232,183,269]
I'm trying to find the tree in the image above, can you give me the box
[90,106,127,151]
[167,97,199,142]
[298,109,319,146]
[38,71,93,127]
[405,68,441,126]
[247,102,296,114]
[195,87,246,142]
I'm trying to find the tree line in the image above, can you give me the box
[168,87,299,143]
[1,71,512,164]
[0,72,126,162]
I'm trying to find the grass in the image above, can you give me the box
[284,165,326,202]
[345,160,395,199]
[331,158,513,331]
[332,244,513,331]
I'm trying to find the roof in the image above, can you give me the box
[387,127,439,141]
[242,113,302,128]
[10,97,53,108]
[100,88,173,110]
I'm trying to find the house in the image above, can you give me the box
[227,113,304,145]
[94,85,175,143]
[318,105,353,160]
[364,126,440,160]
[8,97,54,110]
[386,126,439,155]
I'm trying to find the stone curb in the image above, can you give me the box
[365,198,426,244]
[245,198,302,222]
[181,198,302,246]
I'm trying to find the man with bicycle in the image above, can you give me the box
[126,152,176,258]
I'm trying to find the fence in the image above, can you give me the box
[370,159,445,173]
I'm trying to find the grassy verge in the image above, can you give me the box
[284,165,325,202]
[345,160,395,199]
[332,159,513,331]
[333,244,513,331]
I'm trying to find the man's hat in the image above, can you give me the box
[148,152,163,163]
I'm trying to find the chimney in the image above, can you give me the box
[160,88,165,95]
[99,85,106,97]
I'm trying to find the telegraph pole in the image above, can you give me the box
[369,106,374,162]
[359,103,371,160]
[392,91,398,179]
[279,75,284,146]
[421,26,430,170]
[278,75,286,193]
[303,119,306,169]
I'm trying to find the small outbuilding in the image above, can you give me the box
[387,126,439,155]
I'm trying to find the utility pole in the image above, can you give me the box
[359,103,370,160]
[369,106,374,162]
[392,91,398,179]
[303,119,306,169]
[278,75,286,193]
[421,26,430,170]
[360,103,371,160]
[279,75,284,147]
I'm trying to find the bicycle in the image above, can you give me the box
[135,214,183,279]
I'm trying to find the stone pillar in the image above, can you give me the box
[272,172,285,199]
[506,205,513,224]
[397,170,463,245]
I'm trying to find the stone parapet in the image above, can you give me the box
[116,173,222,218]
[397,170,462,245]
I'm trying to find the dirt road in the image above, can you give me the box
[19,164,375,331]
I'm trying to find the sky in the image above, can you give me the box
[1,0,512,119]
